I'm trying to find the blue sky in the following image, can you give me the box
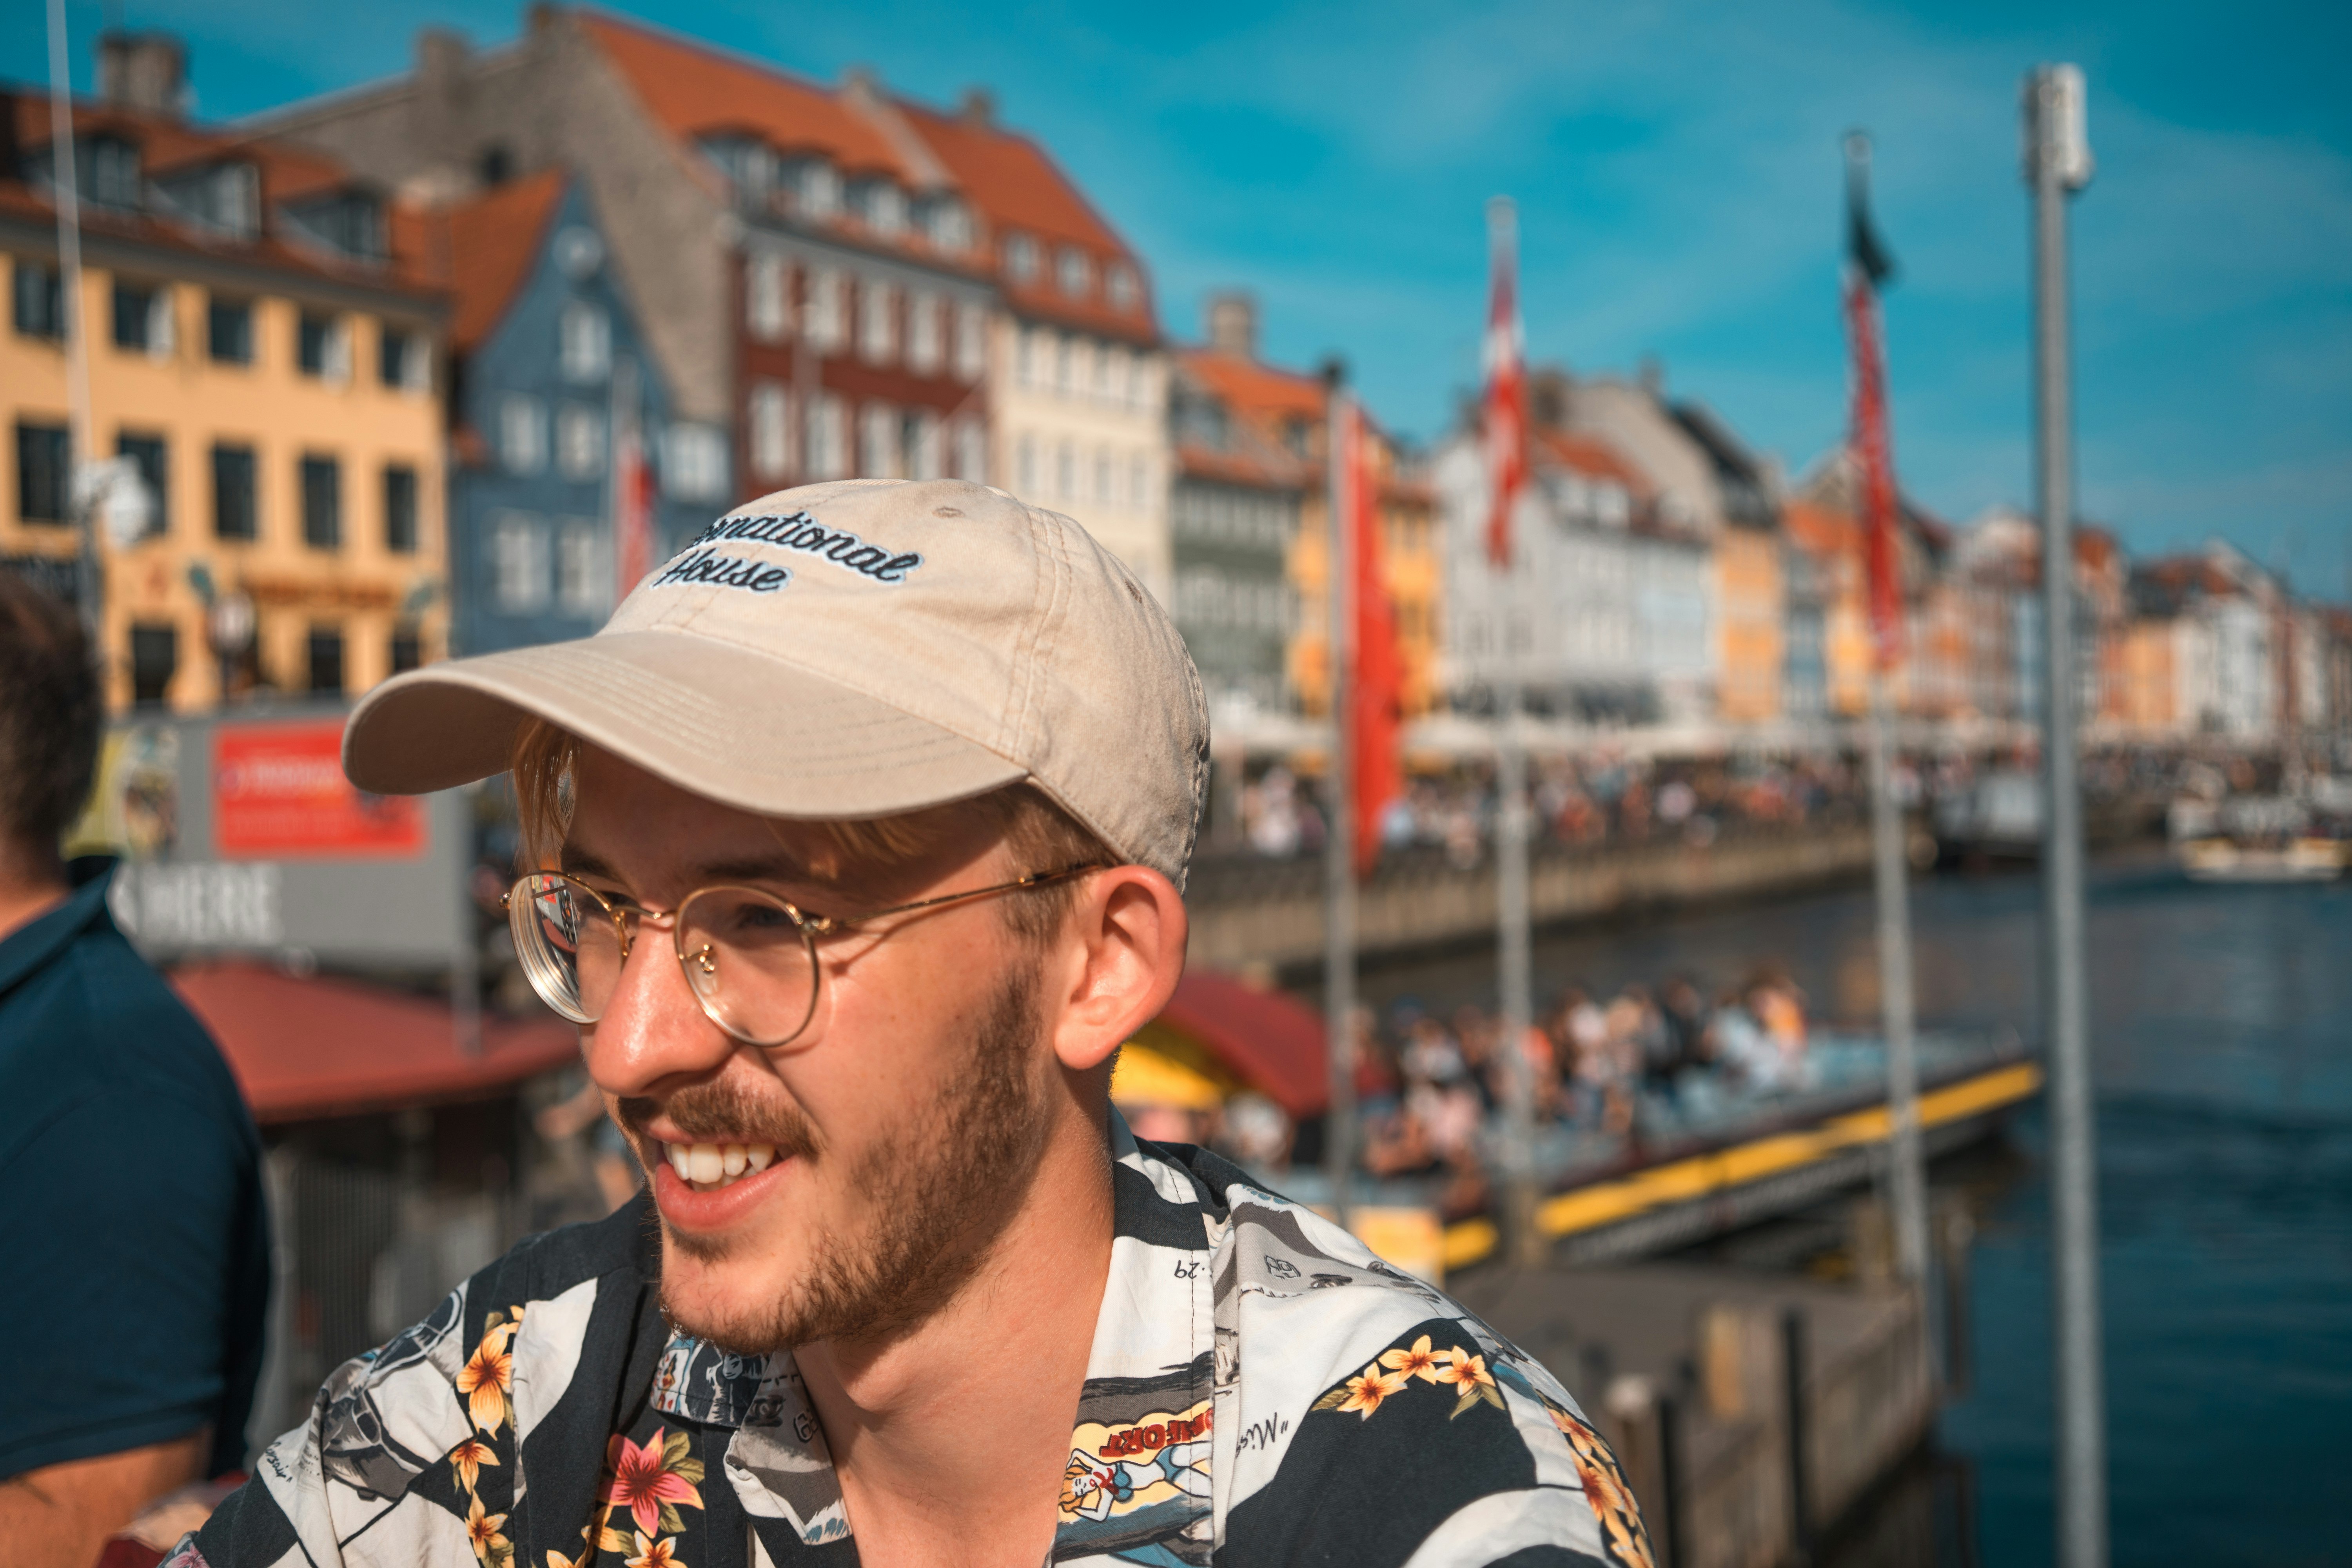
[17,0,2350,593]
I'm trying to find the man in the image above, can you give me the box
[183,480,1652,1568]
[0,574,271,1566]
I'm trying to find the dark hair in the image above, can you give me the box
[0,574,102,848]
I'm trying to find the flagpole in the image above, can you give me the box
[1486,196,1541,1267]
[1844,133,1928,1289]
[46,0,100,650]
[2025,65,2107,1568]
[1323,368,1357,1236]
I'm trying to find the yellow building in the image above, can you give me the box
[1289,429,1442,720]
[3,81,445,711]
[1713,523,1784,723]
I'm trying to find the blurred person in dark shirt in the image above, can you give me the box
[0,576,270,1566]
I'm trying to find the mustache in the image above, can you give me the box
[616,1081,823,1161]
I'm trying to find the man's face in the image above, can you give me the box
[563,749,1062,1353]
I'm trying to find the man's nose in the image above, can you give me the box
[584,924,738,1096]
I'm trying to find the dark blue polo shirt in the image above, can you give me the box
[0,858,270,1481]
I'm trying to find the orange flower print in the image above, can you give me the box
[1548,1401,1656,1568]
[449,1436,500,1492]
[457,1319,518,1434]
[1436,1347,1505,1418]
[624,1533,681,1568]
[1332,1362,1409,1418]
[464,1491,512,1566]
[600,1426,706,1539]
[1379,1335,1447,1383]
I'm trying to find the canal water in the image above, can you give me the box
[1353,848,2352,1566]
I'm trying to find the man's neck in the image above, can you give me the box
[794,1100,1117,1568]
[0,840,69,946]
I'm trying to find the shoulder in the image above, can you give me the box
[1198,1174,1652,1568]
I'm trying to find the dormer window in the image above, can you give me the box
[1055,246,1093,299]
[284,189,387,263]
[1106,262,1140,312]
[920,195,972,254]
[87,135,142,211]
[1004,232,1039,284]
[698,136,775,210]
[789,159,842,220]
[157,161,260,241]
[854,179,907,238]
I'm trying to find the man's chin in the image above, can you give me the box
[658,1246,805,1355]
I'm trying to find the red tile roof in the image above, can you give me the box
[895,99,1156,341]
[1531,426,1651,497]
[172,961,579,1123]
[574,11,913,180]
[0,87,442,301]
[434,167,569,351]
[1173,346,1325,489]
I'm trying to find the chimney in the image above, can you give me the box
[416,29,471,177]
[97,31,186,118]
[959,87,995,127]
[1206,291,1257,359]
[842,65,880,107]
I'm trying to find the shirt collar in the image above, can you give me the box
[0,857,120,997]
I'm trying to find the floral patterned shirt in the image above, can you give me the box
[173,1119,1652,1567]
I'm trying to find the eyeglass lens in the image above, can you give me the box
[508,873,819,1045]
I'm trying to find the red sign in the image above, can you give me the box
[214,722,426,859]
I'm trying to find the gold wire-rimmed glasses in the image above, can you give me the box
[501,863,1105,1047]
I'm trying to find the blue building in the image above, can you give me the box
[442,171,718,655]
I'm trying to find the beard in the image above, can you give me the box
[637,965,1053,1355]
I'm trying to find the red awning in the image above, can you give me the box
[1153,969,1328,1119]
[172,961,581,1124]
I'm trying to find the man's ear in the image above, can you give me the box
[1048,866,1188,1074]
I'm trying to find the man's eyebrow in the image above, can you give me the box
[693,854,825,887]
[559,846,619,879]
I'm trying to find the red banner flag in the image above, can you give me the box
[613,363,655,607]
[1843,138,1904,671]
[1347,404,1403,879]
[1483,198,1527,570]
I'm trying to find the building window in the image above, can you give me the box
[300,455,341,548]
[384,463,418,553]
[117,432,168,536]
[1015,329,1035,388]
[298,311,348,381]
[555,521,606,616]
[1055,441,1075,502]
[1055,247,1093,299]
[1004,232,1039,284]
[906,291,942,376]
[806,394,848,481]
[806,268,846,352]
[907,411,943,481]
[13,261,62,339]
[748,381,793,482]
[1105,344,1129,405]
[500,394,546,474]
[746,252,791,341]
[306,625,345,695]
[857,279,897,366]
[955,303,986,383]
[660,423,729,501]
[381,323,424,388]
[490,513,550,612]
[1107,262,1140,311]
[1054,333,1073,394]
[15,422,69,523]
[85,136,141,210]
[955,417,986,484]
[858,402,900,479]
[112,280,172,355]
[557,404,604,480]
[560,302,610,382]
[1015,434,1037,496]
[390,624,423,674]
[795,160,841,219]
[208,296,252,363]
[1093,448,1111,507]
[130,624,177,707]
[212,444,257,539]
[923,196,971,254]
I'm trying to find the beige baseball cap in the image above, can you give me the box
[343,478,1210,887]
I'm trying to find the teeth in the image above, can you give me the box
[664,1141,780,1191]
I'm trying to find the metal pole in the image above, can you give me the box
[1865,670,1928,1284]
[2026,63,2107,1568]
[1323,375,1357,1234]
[45,0,100,649]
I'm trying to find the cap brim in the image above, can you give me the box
[343,630,1027,819]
